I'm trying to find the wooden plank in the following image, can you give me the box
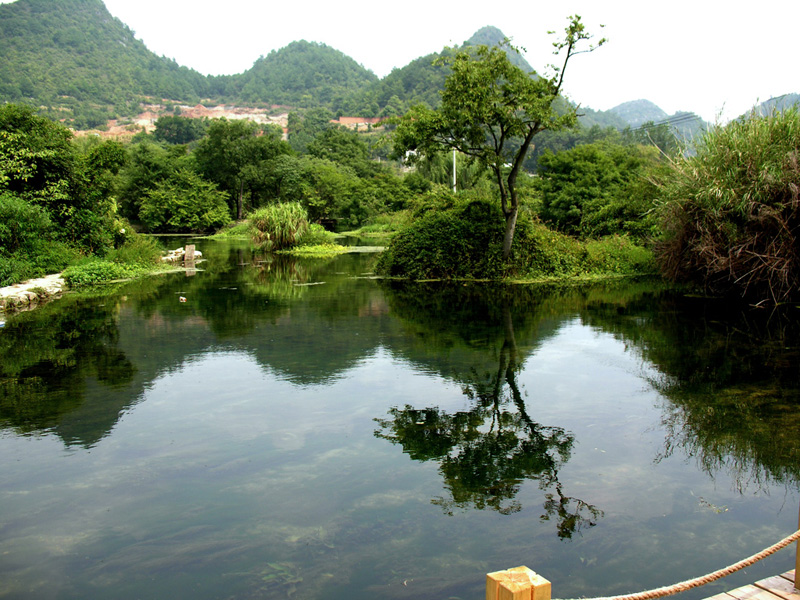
[754,574,800,600]
[726,584,785,600]
[705,592,738,600]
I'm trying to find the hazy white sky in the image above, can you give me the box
[7,0,798,123]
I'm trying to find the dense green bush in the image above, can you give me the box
[249,202,310,250]
[376,198,505,279]
[584,235,656,275]
[377,194,654,281]
[139,169,231,233]
[62,259,142,287]
[105,233,163,266]
[536,142,662,240]
[656,108,800,302]
[0,192,77,286]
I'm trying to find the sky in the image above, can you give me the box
[7,0,799,123]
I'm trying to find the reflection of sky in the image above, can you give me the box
[1,314,798,600]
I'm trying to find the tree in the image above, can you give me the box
[153,115,207,145]
[393,15,604,259]
[139,168,230,233]
[194,119,291,219]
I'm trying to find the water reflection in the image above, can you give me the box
[2,241,800,599]
[376,282,603,536]
[582,295,800,491]
[0,294,138,447]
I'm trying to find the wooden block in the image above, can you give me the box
[487,566,551,600]
[184,244,195,263]
[755,575,800,600]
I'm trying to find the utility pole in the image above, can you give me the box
[452,148,457,193]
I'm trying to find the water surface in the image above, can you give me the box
[1,240,798,599]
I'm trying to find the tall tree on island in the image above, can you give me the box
[393,15,605,259]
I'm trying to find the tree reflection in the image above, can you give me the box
[581,293,800,491]
[375,293,602,538]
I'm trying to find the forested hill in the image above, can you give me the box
[0,0,722,134]
[0,0,214,128]
[228,41,379,108]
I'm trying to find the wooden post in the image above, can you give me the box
[487,566,551,600]
[795,498,800,589]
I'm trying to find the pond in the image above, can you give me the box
[1,239,799,600]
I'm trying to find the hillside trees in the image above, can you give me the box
[194,119,292,219]
[393,16,605,259]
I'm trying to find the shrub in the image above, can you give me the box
[297,223,337,246]
[139,169,231,233]
[105,233,163,266]
[0,193,78,285]
[376,198,505,279]
[376,196,654,281]
[584,235,656,275]
[655,108,800,302]
[62,259,140,287]
[249,202,310,250]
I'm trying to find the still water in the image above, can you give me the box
[1,240,799,600]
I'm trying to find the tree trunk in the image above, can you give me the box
[502,206,518,260]
[236,180,244,220]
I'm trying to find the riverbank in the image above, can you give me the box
[0,273,66,314]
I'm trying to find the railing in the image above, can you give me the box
[488,527,800,600]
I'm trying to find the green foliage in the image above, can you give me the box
[61,259,143,287]
[393,18,604,259]
[139,168,230,233]
[0,0,212,125]
[377,192,654,281]
[0,192,78,286]
[0,103,120,253]
[583,235,656,275]
[655,108,800,302]
[194,118,292,218]
[105,233,163,266]
[296,223,337,247]
[233,41,378,108]
[154,116,208,145]
[308,127,376,177]
[249,202,310,250]
[117,139,182,220]
[536,142,662,239]
[376,197,507,279]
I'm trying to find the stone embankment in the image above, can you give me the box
[0,273,66,314]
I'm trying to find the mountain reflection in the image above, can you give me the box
[375,282,603,537]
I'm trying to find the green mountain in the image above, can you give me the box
[338,25,537,117]
[464,25,534,72]
[230,40,379,108]
[0,0,213,128]
[0,0,721,137]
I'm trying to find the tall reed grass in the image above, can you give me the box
[656,108,800,302]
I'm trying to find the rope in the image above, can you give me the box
[556,528,800,600]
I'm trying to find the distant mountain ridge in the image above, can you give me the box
[0,0,788,136]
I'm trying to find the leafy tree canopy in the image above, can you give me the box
[393,16,605,258]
